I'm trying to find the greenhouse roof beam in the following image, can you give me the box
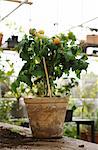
[4,0,32,5]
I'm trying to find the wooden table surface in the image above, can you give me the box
[0,122,98,150]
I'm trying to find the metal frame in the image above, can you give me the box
[4,0,32,5]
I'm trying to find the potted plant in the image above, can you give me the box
[11,28,88,138]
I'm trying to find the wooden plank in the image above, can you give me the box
[0,122,98,150]
[2,47,16,51]
[0,97,16,101]
[5,0,33,5]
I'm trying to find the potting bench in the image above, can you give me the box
[0,122,98,150]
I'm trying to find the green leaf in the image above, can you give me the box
[32,64,44,77]
[20,51,30,61]
[11,81,20,93]
[18,72,32,88]
[67,32,76,41]
[6,70,14,76]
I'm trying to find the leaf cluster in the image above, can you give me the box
[12,29,89,96]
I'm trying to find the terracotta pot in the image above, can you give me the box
[0,33,3,46]
[24,97,68,139]
[81,131,98,143]
[80,131,88,141]
[86,35,98,44]
[87,131,98,143]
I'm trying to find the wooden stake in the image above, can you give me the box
[43,57,52,98]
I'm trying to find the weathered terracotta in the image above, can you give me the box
[87,131,98,143]
[24,97,68,138]
[0,33,3,46]
[81,131,98,143]
[86,35,98,44]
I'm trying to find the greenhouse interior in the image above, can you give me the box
[0,0,98,149]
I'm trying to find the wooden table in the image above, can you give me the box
[0,122,98,150]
